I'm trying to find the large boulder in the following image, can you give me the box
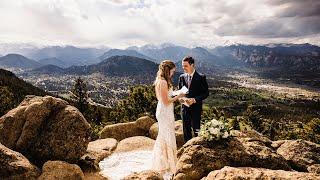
[38,161,85,180]
[0,143,40,180]
[203,166,320,180]
[149,120,184,148]
[123,170,163,180]
[100,116,156,140]
[0,95,91,165]
[115,136,155,153]
[79,138,117,171]
[174,130,291,180]
[275,139,320,173]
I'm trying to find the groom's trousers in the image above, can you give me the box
[181,104,202,142]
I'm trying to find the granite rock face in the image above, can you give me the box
[174,131,291,180]
[0,143,40,180]
[0,95,91,165]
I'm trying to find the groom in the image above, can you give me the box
[178,56,209,142]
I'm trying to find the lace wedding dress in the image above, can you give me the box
[99,82,177,180]
[151,85,178,177]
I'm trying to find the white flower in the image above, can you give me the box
[222,131,229,138]
[211,128,220,135]
[209,127,215,134]
[211,119,220,126]
[200,118,231,141]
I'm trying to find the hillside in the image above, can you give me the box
[0,54,42,69]
[0,68,47,116]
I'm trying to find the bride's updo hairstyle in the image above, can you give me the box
[154,60,175,89]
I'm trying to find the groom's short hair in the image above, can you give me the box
[182,56,195,65]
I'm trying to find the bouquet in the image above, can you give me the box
[199,118,231,141]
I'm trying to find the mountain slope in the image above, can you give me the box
[38,57,67,68]
[99,49,154,62]
[0,54,42,69]
[66,55,158,77]
[31,64,65,74]
[0,68,47,116]
[135,45,190,63]
[219,44,320,72]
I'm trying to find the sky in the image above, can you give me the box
[0,0,319,48]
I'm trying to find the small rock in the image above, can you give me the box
[115,136,155,153]
[79,138,117,171]
[38,161,85,180]
[100,116,156,141]
[308,164,320,174]
[123,170,163,180]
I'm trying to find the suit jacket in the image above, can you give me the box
[178,71,209,113]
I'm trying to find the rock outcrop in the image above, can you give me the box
[174,130,291,180]
[0,143,40,180]
[203,166,320,180]
[115,136,155,153]
[100,116,156,140]
[0,95,91,165]
[149,120,184,148]
[38,161,85,180]
[275,139,320,173]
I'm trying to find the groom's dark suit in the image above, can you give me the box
[178,70,209,142]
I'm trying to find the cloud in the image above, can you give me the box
[0,0,319,48]
[212,0,320,38]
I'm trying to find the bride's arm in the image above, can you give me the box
[159,80,183,106]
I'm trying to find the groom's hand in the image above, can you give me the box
[186,98,196,105]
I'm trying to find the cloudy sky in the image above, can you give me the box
[0,0,319,48]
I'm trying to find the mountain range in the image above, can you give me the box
[30,56,159,77]
[0,43,319,80]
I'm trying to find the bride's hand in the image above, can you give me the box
[178,97,185,103]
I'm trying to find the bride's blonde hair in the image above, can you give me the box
[154,60,175,89]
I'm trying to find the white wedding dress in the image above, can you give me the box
[151,83,178,176]
[99,81,177,180]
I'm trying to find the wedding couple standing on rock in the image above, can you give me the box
[152,56,209,178]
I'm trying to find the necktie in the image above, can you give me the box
[188,75,192,87]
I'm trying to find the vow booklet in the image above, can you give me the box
[172,86,189,96]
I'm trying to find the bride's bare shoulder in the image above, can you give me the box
[155,78,167,84]
[155,79,168,89]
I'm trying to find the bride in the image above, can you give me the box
[152,60,185,178]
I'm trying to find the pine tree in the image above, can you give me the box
[72,77,88,113]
